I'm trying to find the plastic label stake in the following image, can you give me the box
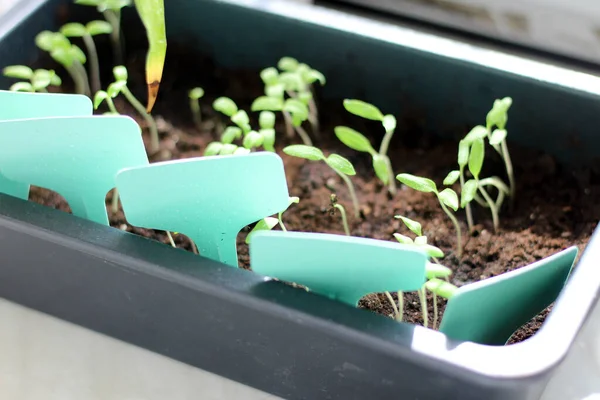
[250,231,428,306]
[0,115,148,225]
[0,91,92,199]
[115,152,290,267]
[439,246,578,345]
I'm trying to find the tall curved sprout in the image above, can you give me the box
[134,0,166,112]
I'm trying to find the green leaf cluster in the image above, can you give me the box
[3,66,61,92]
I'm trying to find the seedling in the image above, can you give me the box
[444,126,510,232]
[75,0,133,65]
[393,215,456,329]
[213,96,274,152]
[251,90,313,146]
[3,66,62,93]
[108,65,160,153]
[246,196,299,243]
[335,99,397,195]
[329,194,350,236]
[396,173,462,258]
[283,144,360,218]
[486,97,515,203]
[60,20,113,94]
[188,87,204,130]
[35,31,90,96]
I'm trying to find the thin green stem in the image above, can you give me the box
[334,169,360,219]
[477,183,499,232]
[294,124,313,146]
[460,167,474,233]
[82,33,101,94]
[103,9,123,66]
[384,155,397,195]
[433,292,438,330]
[384,291,400,320]
[66,64,85,95]
[278,212,288,232]
[308,95,320,137]
[378,129,394,157]
[111,188,119,213]
[121,85,160,153]
[282,111,295,139]
[73,61,91,97]
[500,140,516,203]
[334,204,350,236]
[397,291,404,322]
[190,98,202,130]
[438,199,462,259]
[105,97,119,114]
[418,287,428,328]
[166,231,176,248]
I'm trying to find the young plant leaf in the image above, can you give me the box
[93,91,108,109]
[343,99,384,121]
[463,125,488,144]
[382,114,396,133]
[438,188,459,211]
[457,139,470,168]
[3,65,33,80]
[231,110,251,132]
[259,111,276,130]
[489,129,507,146]
[468,138,485,179]
[396,215,422,236]
[279,72,304,91]
[47,70,61,86]
[393,233,414,245]
[396,173,437,193]
[251,96,284,112]
[188,87,204,100]
[213,97,238,117]
[221,127,242,144]
[245,217,279,244]
[425,278,458,299]
[283,145,324,161]
[334,126,375,154]
[9,82,33,92]
[265,83,285,99]
[60,22,87,37]
[303,69,326,85]
[260,129,276,152]
[372,154,390,184]
[414,236,427,245]
[460,179,478,208]
[220,144,238,155]
[278,57,299,71]
[107,81,125,97]
[31,69,52,90]
[86,20,113,35]
[419,244,444,259]
[260,67,279,85]
[113,65,128,81]
[204,142,223,156]
[443,170,460,186]
[243,131,264,149]
[425,263,452,279]
[234,147,251,155]
[326,154,356,176]
[283,99,309,120]
[298,91,313,105]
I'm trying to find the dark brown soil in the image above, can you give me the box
[30,43,599,345]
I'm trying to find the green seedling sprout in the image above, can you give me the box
[60,20,113,94]
[283,144,360,218]
[251,88,313,146]
[486,97,515,204]
[393,215,456,329]
[246,196,299,243]
[335,99,397,195]
[188,87,204,130]
[444,126,510,232]
[35,31,91,96]
[276,57,325,137]
[212,97,271,153]
[396,173,462,258]
[109,65,160,153]
[3,66,62,93]
[75,0,133,65]
[329,194,350,236]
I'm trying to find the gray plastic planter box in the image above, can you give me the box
[0,1,598,399]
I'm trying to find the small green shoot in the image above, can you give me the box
[188,87,204,130]
[60,20,113,94]
[246,196,299,242]
[35,30,90,96]
[396,173,462,258]
[335,99,397,194]
[3,66,62,93]
[486,97,515,204]
[108,65,160,153]
[329,194,350,236]
[283,144,360,218]
[93,89,119,115]
[75,0,133,65]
